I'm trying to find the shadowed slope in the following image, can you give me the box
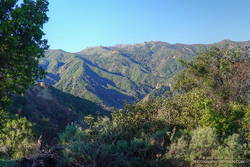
[10,84,108,143]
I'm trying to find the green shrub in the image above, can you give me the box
[0,117,35,159]
[166,127,249,167]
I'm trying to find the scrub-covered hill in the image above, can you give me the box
[40,40,250,108]
[11,84,108,143]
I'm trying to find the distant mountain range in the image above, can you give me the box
[40,40,250,108]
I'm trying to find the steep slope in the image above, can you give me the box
[40,40,250,108]
[11,84,108,143]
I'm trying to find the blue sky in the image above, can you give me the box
[43,0,250,52]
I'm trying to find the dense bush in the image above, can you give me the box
[59,104,174,167]
[166,127,249,167]
[0,117,35,159]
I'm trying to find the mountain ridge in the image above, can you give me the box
[51,40,250,53]
[40,40,250,108]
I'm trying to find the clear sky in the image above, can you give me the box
[43,0,250,52]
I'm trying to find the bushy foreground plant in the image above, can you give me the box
[0,117,35,159]
[59,104,175,167]
[166,127,249,167]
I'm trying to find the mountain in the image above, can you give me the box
[10,84,108,143]
[40,40,250,108]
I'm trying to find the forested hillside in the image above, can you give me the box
[41,40,250,108]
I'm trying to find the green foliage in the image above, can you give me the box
[199,102,247,136]
[58,46,250,166]
[188,127,219,160]
[212,134,248,162]
[173,47,249,104]
[0,0,49,109]
[162,47,250,166]
[167,127,218,161]
[0,117,35,159]
[60,102,249,166]
[59,103,174,167]
[166,127,249,167]
[158,88,249,137]
[111,103,169,142]
[158,88,209,129]
[171,47,250,136]
[243,106,250,143]
[0,0,49,161]
[61,129,163,167]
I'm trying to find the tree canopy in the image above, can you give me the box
[0,0,49,161]
[0,0,49,109]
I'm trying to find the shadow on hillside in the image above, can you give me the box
[10,85,109,144]
[87,85,135,108]
[78,56,126,77]
[83,64,135,108]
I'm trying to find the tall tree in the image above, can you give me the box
[0,0,49,109]
[0,0,49,160]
